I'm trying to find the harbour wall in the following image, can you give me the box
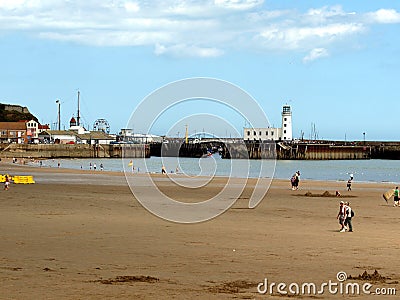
[0,143,150,159]
[276,143,371,160]
[2,141,400,160]
[150,142,207,158]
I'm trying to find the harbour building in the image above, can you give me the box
[244,105,293,141]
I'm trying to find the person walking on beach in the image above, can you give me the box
[344,202,353,232]
[100,163,103,171]
[294,171,300,190]
[290,175,296,190]
[394,187,399,207]
[162,165,167,174]
[93,163,97,170]
[89,162,92,170]
[347,179,352,191]
[337,201,346,232]
[4,175,10,191]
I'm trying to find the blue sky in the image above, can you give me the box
[0,0,399,141]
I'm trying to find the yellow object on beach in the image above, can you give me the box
[0,175,10,183]
[383,189,394,203]
[12,176,35,184]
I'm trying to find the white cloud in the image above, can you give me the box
[0,0,40,10]
[155,43,224,57]
[306,5,346,19]
[257,23,365,50]
[366,9,400,24]
[303,48,329,63]
[0,1,397,58]
[214,0,263,10]
[124,1,140,13]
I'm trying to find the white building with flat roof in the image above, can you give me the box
[244,105,293,141]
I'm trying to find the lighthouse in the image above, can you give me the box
[243,104,293,141]
[281,105,292,140]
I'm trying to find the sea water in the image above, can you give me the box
[35,156,400,184]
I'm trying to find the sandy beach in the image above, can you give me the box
[1,160,399,299]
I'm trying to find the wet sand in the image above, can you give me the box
[0,161,399,299]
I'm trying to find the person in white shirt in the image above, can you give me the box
[344,202,353,232]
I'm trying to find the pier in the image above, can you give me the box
[0,143,150,159]
[150,140,397,160]
[2,140,400,160]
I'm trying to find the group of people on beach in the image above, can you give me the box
[337,201,353,232]
[88,162,104,171]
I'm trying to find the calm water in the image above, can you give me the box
[32,156,400,184]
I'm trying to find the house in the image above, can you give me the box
[38,124,50,134]
[75,131,116,145]
[38,130,77,144]
[24,119,39,143]
[0,122,27,143]
[38,130,115,145]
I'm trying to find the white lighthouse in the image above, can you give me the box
[243,104,293,141]
[281,105,292,140]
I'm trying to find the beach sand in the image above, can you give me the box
[0,161,399,299]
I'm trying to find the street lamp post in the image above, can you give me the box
[363,132,366,145]
[56,100,61,130]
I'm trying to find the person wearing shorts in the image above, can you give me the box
[394,187,399,207]
[4,175,10,191]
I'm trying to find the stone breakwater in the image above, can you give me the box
[2,141,400,160]
[0,143,150,158]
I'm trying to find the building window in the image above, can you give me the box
[284,124,287,127]
[266,131,268,135]
[253,131,256,136]
[284,130,287,133]
[271,132,274,135]
[284,118,287,121]
[259,131,261,135]
[247,131,250,136]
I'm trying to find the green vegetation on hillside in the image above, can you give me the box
[0,103,38,122]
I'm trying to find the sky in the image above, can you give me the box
[0,0,399,141]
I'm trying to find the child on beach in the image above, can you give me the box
[4,175,10,191]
